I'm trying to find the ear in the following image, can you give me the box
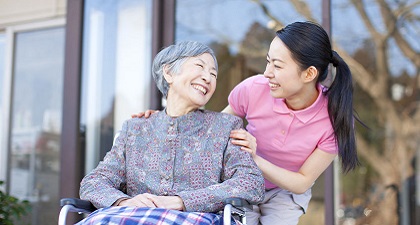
[302,66,318,83]
[162,65,173,84]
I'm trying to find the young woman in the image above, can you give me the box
[135,21,360,225]
[223,21,359,225]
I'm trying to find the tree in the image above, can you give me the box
[250,0,420,224]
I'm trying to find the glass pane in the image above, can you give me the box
[0,33,5,181]
[9,27,65,225]
[176,0,323,112]
[332,1,420,224]
[0,33,4,111]
[81,0,153,172]
[176,0,324,224]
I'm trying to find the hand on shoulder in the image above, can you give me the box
[131,110,159,118]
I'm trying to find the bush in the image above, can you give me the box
[0,180,31,225]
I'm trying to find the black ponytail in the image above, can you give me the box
[327,51,360,172]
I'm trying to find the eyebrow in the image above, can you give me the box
[197,58,217,72]
[266,54,285,63]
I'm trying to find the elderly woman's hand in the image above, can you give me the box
[118,193,185,211]
[118,193,157,208]
[131,110,159,118]
[145,195,185,211]
[230,129,257,158]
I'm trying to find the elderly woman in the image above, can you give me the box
[77,41,265,225]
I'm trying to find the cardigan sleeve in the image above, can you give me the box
[79,120,131,208]
[176,115,265,212]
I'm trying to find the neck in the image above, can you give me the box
[165,100,197,117]
[285,85,319,110]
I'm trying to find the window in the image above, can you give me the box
[175,1,325,224]
[0,33,4,110]
[0,32,6,182]
[7,20,65,225]
[81,0,153,172]
[332,1,420,224]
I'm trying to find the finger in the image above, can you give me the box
[131,112,145,118]
[145,110,153,118]
[230,131,247,140]
[120,198,146,208]
[231,139,250,147]
[140,197,157,208]
[230,128,245,135]
[240,146,253,154]
[134,194,157,208]
[146,196,164,208]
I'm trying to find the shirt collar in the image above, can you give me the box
[157,108,206,131]
[273,84,327,124]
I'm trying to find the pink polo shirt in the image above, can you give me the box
[228,75,338,189]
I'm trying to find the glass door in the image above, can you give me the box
[8,20,65,225]
[0,33,6,183]
[81,0,153,172]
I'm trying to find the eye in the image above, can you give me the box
[196,64,204,68]
[211,73,217,78]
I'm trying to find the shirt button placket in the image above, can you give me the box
[161,119,176,194]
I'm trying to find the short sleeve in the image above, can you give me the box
[317,127,339,155]
[228,76,258,118]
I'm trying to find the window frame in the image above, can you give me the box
[0,18,65,192]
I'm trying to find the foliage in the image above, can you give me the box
[0,181,31,225]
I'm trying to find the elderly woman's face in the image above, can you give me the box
[167,53,217,109]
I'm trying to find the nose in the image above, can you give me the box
[201,71,211,83]
[263,64,274,78]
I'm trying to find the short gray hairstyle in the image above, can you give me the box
[152,41,218,97]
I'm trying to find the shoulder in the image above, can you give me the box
[120,113,160,132]
[230,75,268,102]
[237,74,267,88]
[234,75,269,96]
[201,110,243,127]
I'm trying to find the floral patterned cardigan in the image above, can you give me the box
[79,109,265,213]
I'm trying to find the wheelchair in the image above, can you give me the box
[59,132,254,224]
[59,196,252,225]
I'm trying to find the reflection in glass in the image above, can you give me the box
[331,1,420,224]
[81,0,152,173]
[0,33,5,181]
[0,33,4,111]
[9,27,64,225]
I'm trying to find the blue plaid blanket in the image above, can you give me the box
[75,206,240,225]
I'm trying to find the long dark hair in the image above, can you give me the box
[276,21,359,173]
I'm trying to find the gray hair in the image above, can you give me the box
[152,41,218,97]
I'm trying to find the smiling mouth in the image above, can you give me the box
[192,84,208,95]
[269,83,280,88]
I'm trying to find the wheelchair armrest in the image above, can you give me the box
[60,198,96,213]
[224,197,252,211]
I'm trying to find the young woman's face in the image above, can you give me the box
[167,53,217,110]
[263,37,306,99]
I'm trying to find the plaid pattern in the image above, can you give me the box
[76,206,241,225]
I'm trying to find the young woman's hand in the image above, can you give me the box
[131,110,159,118]
[230,129,257,157]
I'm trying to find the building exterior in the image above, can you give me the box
[0,0,418,225]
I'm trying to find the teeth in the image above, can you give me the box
[269,83,280,88]
[192,84,207,94]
